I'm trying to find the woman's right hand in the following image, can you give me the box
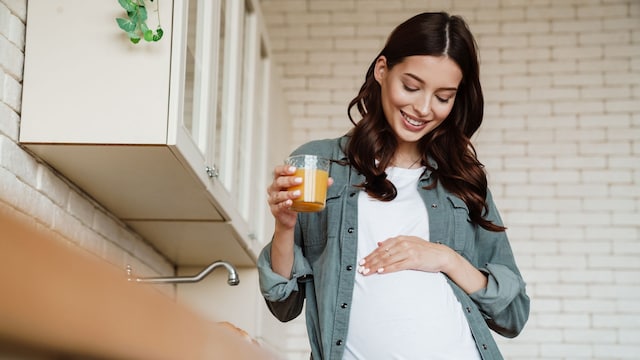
[266,164,301,230]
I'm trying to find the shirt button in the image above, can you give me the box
[347,227,354,233]
[431,203,438,208]
[341,303,348,308]
[466,307,471,313]
[482,344,488,350]
[336,340,343,346]
[349,192,356,197]
[346,265,353,271]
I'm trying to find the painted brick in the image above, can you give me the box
[501,47,551,62]
[585,225,638,241]
[579,113,631,128]
[564,329,618,344]
[285,39,333,52]
[554,155,607,169]
[526,6,576,20]
[605,72,640,86]
[0,35,23,81]
[36,165,70,208]
[552,19,604,33]
[558,212,612,226]
[0,101,18,140]
[577,4,629,18]
[2,72,21,114]
[557,128,607,142]
[309,25,355,38]
[560,270,615,285]
[284,90,331,103]
[0,136,38,188]
[555,184,609,198]
[554,100,606,115]
[582,169,633,183]
[594,345,640,359]
[284,12,330,25]
[309,0,355,11]
[532,226,586,241]
[535,313,591,328]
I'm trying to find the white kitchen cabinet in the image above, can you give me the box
[20,0,278,267]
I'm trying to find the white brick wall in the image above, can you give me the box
[261,0,640,359]
[0,0,172,293]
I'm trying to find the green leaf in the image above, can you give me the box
[116,17,136,33]
[140,22,149,33]
[143,29,153,41]
[138,6,148,21]
[156,27,163,39]
[130,36,141,44]
[118,0,136,12]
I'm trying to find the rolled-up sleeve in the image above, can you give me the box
[467,190,530,338]
[469,263,529,338]
[257,239,314,323]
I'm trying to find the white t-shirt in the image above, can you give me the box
[343,166,481,360]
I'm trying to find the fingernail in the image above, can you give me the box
[377,267,384,273]
[358,259,366,266]
[294,177,303,184]
[289,166,296,173]
[357,266,364,273]
[292,190,301,196]
[363,268,370,275]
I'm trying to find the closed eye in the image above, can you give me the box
[403,84,419,92]
[436,96,451,103]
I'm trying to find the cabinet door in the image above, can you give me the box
[237,4,271,242]
[169,0,223,191]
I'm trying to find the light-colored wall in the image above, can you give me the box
[260,0,640,359]
[0,0,173,293]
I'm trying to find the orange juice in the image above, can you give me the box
[289,168,329,212]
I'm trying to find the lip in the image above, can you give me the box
[400,110,429,131]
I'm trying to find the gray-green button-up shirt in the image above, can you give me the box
[258,136,530,360]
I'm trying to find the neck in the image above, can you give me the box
[391,156,422,169]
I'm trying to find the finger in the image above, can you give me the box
[268,189,301,207]
[273,164,296,177]
[358,247,393,275]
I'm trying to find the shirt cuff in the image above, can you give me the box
[469,263,524,316]
[257,242,313,302]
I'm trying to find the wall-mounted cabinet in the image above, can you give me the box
[20,0,280,267]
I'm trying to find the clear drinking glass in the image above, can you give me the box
[285,155,330,212]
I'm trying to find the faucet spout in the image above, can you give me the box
[127,261,240,286]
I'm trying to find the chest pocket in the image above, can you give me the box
[446,196,476,258]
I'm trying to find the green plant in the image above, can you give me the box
[116,0,163,44]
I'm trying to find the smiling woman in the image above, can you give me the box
[373,55,462,150]
[259,11,529,360]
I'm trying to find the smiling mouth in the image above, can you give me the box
[401,110,428,127]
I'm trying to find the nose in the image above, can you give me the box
[414,95,432,118]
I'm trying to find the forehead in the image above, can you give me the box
[391,55,462,88]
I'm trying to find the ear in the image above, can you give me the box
[373,56,387,84]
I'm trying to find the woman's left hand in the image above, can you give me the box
[357,236,455,275]
[358,235,489,295]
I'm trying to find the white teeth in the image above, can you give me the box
[402,111,425,126]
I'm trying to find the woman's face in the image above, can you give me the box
[374,55,462,145]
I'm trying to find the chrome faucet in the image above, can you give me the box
[127,260,240,286]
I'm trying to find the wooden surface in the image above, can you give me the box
[0,207,276,359]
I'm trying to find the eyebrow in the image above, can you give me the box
[404,73,458,91]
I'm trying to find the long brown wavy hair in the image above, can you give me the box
[346,12,505,232]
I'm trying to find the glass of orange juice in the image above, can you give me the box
[285,155,330,212]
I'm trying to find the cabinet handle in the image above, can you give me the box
[205,165,219,179]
